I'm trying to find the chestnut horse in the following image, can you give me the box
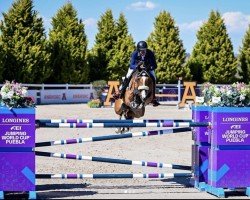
[114,66,154,133]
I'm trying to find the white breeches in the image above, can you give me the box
[119,69,156,90]
[126,69,156,79]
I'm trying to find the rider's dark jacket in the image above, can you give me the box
[130,49,157,70]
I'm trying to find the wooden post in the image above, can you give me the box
[179,81,197,108]
[104,81,120,106]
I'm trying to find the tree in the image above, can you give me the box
[238,25,250,83]
[0,44,3,82]
[91,9,116,81]
[147,11,190,83]
[0,0,50,83]
[47,2,88,83]
[107,13,135,81]
[186,10,237,84]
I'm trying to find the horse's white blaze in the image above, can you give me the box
[142,76,146,86]
[140,76,147,100]
[141,90,146,99]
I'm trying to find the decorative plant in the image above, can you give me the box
[87,98,102,108]
[199,82,250,107]
[0,81,35,109]
[201,82,221,106]
[92,80,107,101]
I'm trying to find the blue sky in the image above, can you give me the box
[1,0,250,54]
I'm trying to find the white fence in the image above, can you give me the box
[0,84,94,104]
[0,81,191,105]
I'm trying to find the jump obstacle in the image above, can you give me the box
[35,119,193,179]
[34,127,192,180]
[0,108,210,199]
[2,107,250,198]
[34,124,193,181]
[37,110,250,198]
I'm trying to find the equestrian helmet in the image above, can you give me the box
[137,41,148,51]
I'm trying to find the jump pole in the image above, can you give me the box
[36,119,193,124]
[35,151,191,171]
[36,173,192,179]
[35,127,192,147]
[37,122,209,128]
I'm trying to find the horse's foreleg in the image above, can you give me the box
[116,111,132,134]
[115,114,124,134]
[124,111,135,133]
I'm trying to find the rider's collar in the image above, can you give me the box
[137,51,146,58]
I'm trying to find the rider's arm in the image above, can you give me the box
[149,51,157,70]
[130,51,138,70]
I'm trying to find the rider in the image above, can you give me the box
[114,41,160,107]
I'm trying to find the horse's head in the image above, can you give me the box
[134,67,153,103]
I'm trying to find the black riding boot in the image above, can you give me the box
[113,75,133,100]
[119,77,130,98]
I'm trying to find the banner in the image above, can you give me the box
[40,89,94,104]
[28,90,38,104]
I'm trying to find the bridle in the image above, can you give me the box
[130,67,152,109]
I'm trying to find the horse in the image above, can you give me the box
[114,65,154,133]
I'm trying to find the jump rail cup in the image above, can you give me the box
[36,173,192,179]
[35,151,191,171]
[36,122,209,128]
[35,127,192,147]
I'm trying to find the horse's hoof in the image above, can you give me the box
[115,128,121,133]
[115,127,126,134]
[126,127,131,132]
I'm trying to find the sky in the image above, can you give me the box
[0,0,250,54]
